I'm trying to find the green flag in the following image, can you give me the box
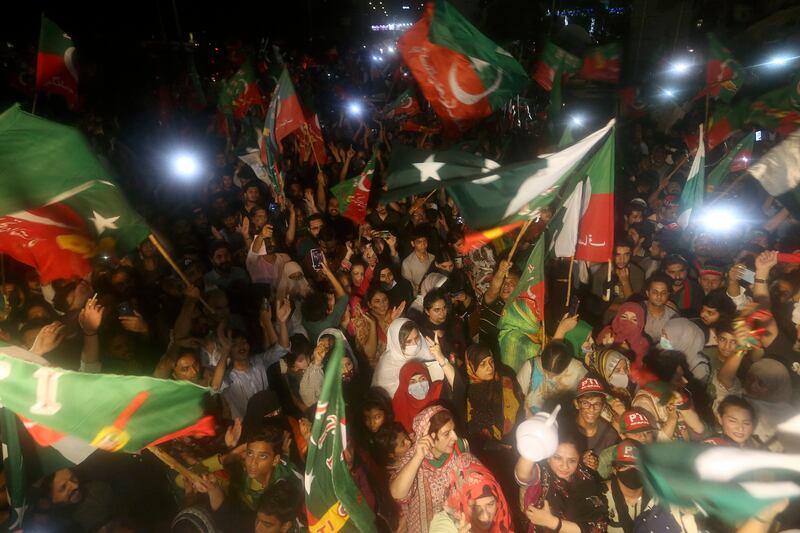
[532,42,582,116]
[678,124,705,229]
[747,72,800,136]
[218,59,262,121]
[703,34,745,103]
[305,338,375,531]
[557,124,575,149]
[0,104,150,282]
[383,89,421,120]
[385,120,615,229]
[638,442,800,525]
[331,153,376,225]
[706,132,755,192]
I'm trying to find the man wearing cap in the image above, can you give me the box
[698,263,726,295]
[574,376,619,471]
[596,410,656,480]
[603,440,653,533]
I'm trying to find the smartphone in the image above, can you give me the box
[374,230,392,239]
[117,301,134,317]
[310,248,324,271]
[568,295,580,316]
[738,268,756,285]
[269,202,278,213]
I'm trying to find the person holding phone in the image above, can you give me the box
[300,253,349,341]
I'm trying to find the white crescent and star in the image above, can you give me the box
[413,155,445,182]
[89,211,120,235]
[449,56,504,106]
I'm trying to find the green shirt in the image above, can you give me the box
[303,295,349,342]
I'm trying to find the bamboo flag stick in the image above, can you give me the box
[508,219,534,261]
[147,446,205,485]
[148,234,214,313]
[565,256,575,306]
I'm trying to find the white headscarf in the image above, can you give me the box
[317,328,356,370]
[276,261,311,301]
[371,317,444,397]
[409,273,448,314]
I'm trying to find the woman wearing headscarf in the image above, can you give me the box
[389,406,474,533]
[585,348,633,423]
[744,359,795,450]
[498,300,543,373]
[408,273,449,317]
[597,302,650,374]
[429,459,513,533]
[372,318,446,398]
[662,317,711,385]
[275,262,312,338]
[393,361,450,433]
[299,328,359,406]
[516,430,609,533]
[516,340,587,416]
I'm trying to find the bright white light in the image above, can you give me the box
[767,55,790,67]
[662,88,675,98]
[172,153,200,178]
[699,207,738,233]
[741,156,749,164]
[670,60,691,74]
[570,115,584,127]
[348,102,363,116]
[387,46,395,53]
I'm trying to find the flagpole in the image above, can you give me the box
[604,259,612,302]
[147,234,214,313]
[304,124,323,173]
[31,93,39,116]
[147,446,204,485]
[508,219,534,261]
[565,256,575,306]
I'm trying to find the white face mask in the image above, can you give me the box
[408,380,430,400]
[608,373,629,389]
[659,336,673,350]
[404,342,421,357]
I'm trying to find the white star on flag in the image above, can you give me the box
[413,154,445,182]
[304,471,315,494]
[89,211,120,235]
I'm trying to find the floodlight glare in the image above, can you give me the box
[699,207,738,233]
[172,153,200,179]
[348,102,363,116]
[570,115,584,127]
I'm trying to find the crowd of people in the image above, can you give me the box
[1,35,799,533]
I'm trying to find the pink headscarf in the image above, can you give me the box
[598,302,650,370]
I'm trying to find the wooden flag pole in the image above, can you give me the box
[709,171,747,206]
[304,124,323,173]
[508,219,534,261]
[565,256,575,306]
[147,234,214,313]
[147,446,205,485]
[604,258,613,302]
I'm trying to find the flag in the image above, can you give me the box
[706,132,755,192]
[557,124,575,149]
[383,89,421,119]
[638,442,800,525]
[747,74,800,137]
[0,104,150,283]
[218,59,263,121]
[701,34,744,103]
[462,220,525,253]
[678,125,705,229]
[707,99,749,150]
[579,43,622,84]
[386,119,615,229]
[0,345,214,453]
[261,68,305,193]
[331,153,376,225]
[619,86,649,118]
[748,128,800,219]
[398,1,528,130]
[305,338,375,532]
[532,41,582,116]
[298,112,328,166]
[35,16,78,109]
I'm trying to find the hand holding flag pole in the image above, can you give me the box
[303,124,323,173]
[147,445,205,485]
[507,219,534,261]
[147,235,214,313]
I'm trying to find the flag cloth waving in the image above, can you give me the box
[398,0,528,131]
[0,104,149,283]
[305,338,375,531]
[748,128,800,219]
[532,41,582,116]
[36,16,79,109]
[331,152,376,225]
[701,34,744,103]
[706,132,755,192]
[218,59,262,121]
[638,442,800,525]
[678,124,705,229]
[383,89,421,120]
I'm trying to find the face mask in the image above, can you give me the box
[659,337,673,350]
[342,370,354,383]
[617,468,643,490]
[581,344,594,356]
[408,380,430,400]
[404,342,421,357]
[608,373,629,389]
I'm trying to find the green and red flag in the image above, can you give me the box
[706,132,755,192]
[400,116,442,134]
[638,442,800,525]
[305,338,375,532]
[579,43,622,84]
[383,89,421,119]
[462,220,525,253]
[0,104,150,283]
[298,111,328,166]
[747,73,800,137]
[701,34,745,103]
[218,59,263,121]
[532,41,582,116]
[619,86,649,118]
[331,153,376,225]
[678,125,706,229]
[398,0,528,131]
[35,16,79,109]
[707,99,749,149]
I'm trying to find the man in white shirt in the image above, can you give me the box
[401,229,434,295]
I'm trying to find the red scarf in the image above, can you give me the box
[392,361,444,433]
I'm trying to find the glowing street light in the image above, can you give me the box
[172,153,201,179]
[669,59,692,75]
[662,88,676,98]
[348,102,363,116]
[570,115,584,127]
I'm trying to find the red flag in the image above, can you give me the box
[36,17,79,109]
[298,112,328,165]
[462,220,525,253]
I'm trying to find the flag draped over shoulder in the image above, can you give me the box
[0,104,150,283]
[678,125,705,229]
[748,128,800,219]
[36,16,78,109]
[638,442,800,525]
[305,338,375,531]
[398,0,527,131]
[331,153,376,225]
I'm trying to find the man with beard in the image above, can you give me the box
[323,196,355,241]
[603,441,652,532]
[25,468,116,532]
[204,241,250,292]
[662,254,703,317]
